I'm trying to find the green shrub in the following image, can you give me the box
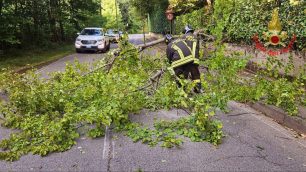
[175,0,306,50]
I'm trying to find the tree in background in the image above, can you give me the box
[131,0,169,34]
[101,0,143,33]
[0,0,105,50]
[101,0,121,29]
[169,0,209,15]
[130,0,154,42]
[118,0,134,32]
[148,0,169,33]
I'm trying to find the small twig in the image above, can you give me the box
[133,69,165,93]
[106,55,118,74]
[156,69,166,89]
[181,108,192,115]
[82,62,112,77]
[134,83,153,92]
[150,69,164,82]
[154,73,163,90]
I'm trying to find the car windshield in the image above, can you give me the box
[80,29,103,36]
[107,30,114,34]
[113,31,123,35]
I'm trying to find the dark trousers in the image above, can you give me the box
[174,63,200,81]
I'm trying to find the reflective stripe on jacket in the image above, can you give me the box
[166,39,197,68]
[182,33,200,64]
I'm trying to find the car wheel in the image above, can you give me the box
[76,49,82,53]
[107,41,111,50]
[101,42,107,53]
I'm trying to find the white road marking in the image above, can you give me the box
[103,126,110,159]
[112,140,115,159]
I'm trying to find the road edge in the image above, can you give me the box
[248,102,306,134]
[15,51,74,74]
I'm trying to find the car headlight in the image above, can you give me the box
[76,38,81,42]
[97,39,104,42]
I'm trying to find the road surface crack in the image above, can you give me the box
[228,131,283,167]
[106,128,113,172]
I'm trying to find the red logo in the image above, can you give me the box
[252,8,296,56]
[253,34,296,57]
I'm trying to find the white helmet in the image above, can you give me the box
[183,25,194,34]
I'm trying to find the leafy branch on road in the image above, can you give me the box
[0,38,223,161]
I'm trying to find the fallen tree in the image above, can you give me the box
[0,36,223,161]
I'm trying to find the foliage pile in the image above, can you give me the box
[203,49,305,116]
[0,37,224,161]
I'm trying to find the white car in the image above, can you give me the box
[106,29,122,43]
[75,27,111,53]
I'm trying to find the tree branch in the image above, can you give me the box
[106,55,118,74]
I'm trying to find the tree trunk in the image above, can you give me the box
[143,19,146,45]
[58,0,65,41]
[14,0,22,47]
[48,0,58,41]
[33,0,39,44]
[100,0,102,16]
[69,0,80,31]
[59,20,65,41]
[0,0,3,16]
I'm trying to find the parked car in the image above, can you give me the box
[75,27,110,53]
[106,29,122,43]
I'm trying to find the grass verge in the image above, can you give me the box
[0,43,74,71]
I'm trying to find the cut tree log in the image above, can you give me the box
[150,69,164,82]
[138,38,165,52]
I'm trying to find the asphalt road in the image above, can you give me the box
[37,34,148,79]
[1,34,306,172]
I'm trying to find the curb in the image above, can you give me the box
[14,49,74,74]
[245,61,296,81]
[15,58,64,74]
[248,102,306,134]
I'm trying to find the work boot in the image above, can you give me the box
[194,83,203,93]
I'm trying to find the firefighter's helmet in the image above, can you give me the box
[183,25,194,34]
[165,34,173,44]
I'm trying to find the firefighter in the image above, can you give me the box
[165,34,203,93]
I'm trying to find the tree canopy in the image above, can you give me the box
[0,0,104,48]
